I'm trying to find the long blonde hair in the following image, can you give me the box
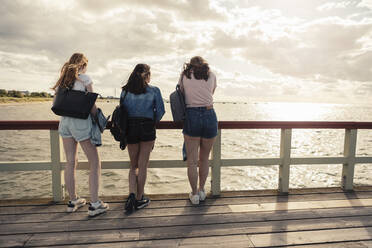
[52,53,88,90]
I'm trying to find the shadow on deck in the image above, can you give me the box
[1,187,372,247]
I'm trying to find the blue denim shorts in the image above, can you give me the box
[183,107,218,139]
[58,115,92,142]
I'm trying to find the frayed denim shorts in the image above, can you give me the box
[183,107,218,139]
[58,115,92,142]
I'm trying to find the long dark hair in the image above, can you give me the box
[122,64,150,94]
[52,53,88,90]
[182,56,210,81]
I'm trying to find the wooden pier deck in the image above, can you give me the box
[1,187,372,247]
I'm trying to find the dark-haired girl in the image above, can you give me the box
[178,56,217,205]
[121,64,165,212]
[52,53,109,216]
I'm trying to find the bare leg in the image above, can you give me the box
[62,137,78,201]
[184,134,201,195]
[199,137,215,191]
[136,140,155,200]
[80,139,100,203]
[127,143,140,195]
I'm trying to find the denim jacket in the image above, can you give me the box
[90,108,110,146]
[120,85,165,122]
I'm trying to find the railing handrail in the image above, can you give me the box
[1,120,372,201]
[1,120,372,130]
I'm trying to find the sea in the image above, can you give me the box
[0,101,371,199]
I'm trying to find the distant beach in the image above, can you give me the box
[0,97,52,104]
[0,97,121,104]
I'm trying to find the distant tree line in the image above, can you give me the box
[0,89,52,98]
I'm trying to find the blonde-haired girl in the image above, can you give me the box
[52,53,109,216]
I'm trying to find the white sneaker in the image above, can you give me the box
[88,200,109,217]
[67,197,86,212]
[189,192,200,205]
[198,190,206,201]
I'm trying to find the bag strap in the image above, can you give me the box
[178,73,185,98]
[121,90,128,106]
[153,90,157,123]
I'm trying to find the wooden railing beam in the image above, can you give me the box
[211,130,222,196]
[279,128,292,194]
[50,130,64,202]
[342,129,357,191]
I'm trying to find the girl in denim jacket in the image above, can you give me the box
[120,64,165,212]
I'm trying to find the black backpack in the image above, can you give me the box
[110,91,128,150]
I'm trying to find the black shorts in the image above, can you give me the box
[126,118,156,144]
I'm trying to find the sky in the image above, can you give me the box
[0,0,372,104]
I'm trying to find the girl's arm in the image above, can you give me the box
[154,87,165,122]
[86,84,97,117]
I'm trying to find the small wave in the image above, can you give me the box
[102,171,118,177]
[158,145,174,148]
[104,184,116,189]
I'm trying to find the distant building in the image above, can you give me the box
[20,91,30,96]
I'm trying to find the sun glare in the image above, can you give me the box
[259,102,330,121]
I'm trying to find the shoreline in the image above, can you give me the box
[0,97,366,107]
[0,98,119,105]
[0,97,53,104]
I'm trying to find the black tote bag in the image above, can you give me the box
[51,87,98,119]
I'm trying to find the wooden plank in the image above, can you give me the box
[0,120,58,130]
[2,120,372,131]
[291,157,347,165]
[69,160,187,170]
[5,216,372,246]
[356,157,372,164]
[2,191,372,215]
[279,128,292,193]
[229,198,372,213]
[25,229,139,247]
[0,155,367,172]
[287,241,372,248]
[249,227,372,247]
[1,204,371,228]
[50,130,64,202]
[211,130,222,195]
[0,234,31,248]
[137,216,372,241]
[2,186,372,207]
[40,235,254,248]
[47,239,372,248]
[0,207,371,236]
[342,129,357,190]
[0,161,51,171]
[0,203,372,233]
[221,158,281,166]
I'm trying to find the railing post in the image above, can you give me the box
[342,129,357,191]
[279,128,292,194]
[211,129,221,196]
[50,130,64,202]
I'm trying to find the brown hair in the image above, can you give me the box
[122,64,151,94]
[182,56,210,81]
[52,53,88,90]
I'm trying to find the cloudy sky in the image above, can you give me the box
[0,0,372,103]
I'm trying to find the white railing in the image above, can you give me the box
[1,121,372,201]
